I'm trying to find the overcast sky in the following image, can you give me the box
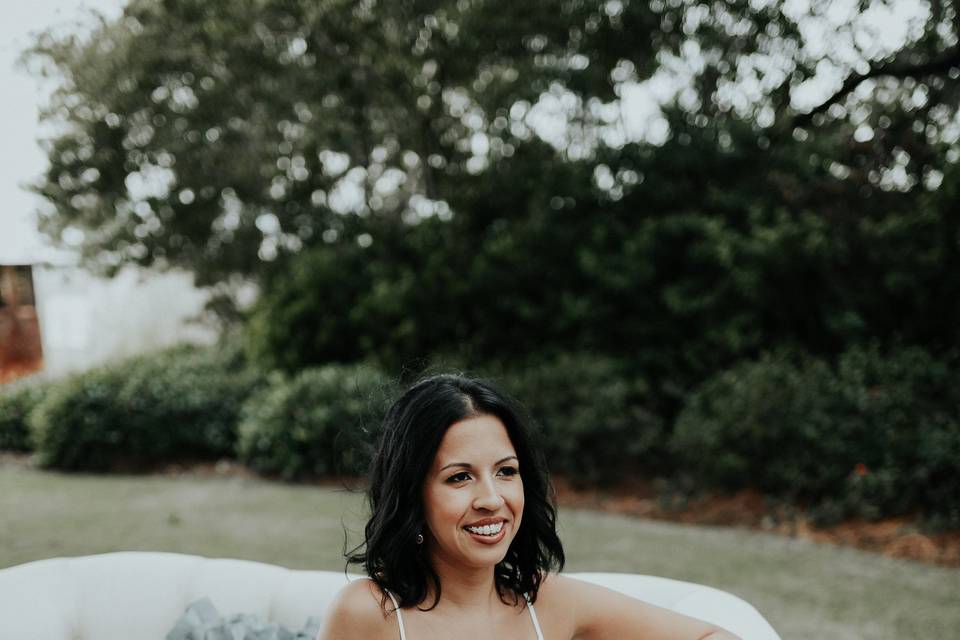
[1,0,124,263]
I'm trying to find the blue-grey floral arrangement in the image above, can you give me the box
[166,598,321,640]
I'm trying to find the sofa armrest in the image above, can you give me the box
[569,572,781,640]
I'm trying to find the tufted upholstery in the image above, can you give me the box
[0,552,780,639]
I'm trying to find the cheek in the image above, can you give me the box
[510,481,525,519]
[423,486,467,529]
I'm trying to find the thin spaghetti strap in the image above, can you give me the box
[383,588,407,640]
[361,577,407,640]
[524,594,545,640]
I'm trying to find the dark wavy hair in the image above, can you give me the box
[346,373,564,610]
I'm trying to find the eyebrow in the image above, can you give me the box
[439,455,518,472]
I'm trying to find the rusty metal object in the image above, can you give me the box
[0,265,44,384]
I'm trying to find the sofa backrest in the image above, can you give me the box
[0,552,780,639]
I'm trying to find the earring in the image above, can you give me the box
[416,533,424,545]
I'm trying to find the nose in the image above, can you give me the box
[472,475,505,511]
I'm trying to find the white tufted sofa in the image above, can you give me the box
[0,552,781,639]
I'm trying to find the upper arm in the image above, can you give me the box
[316,579,391,640]
[546,574,739,640]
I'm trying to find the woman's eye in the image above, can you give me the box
[446,472,470,483]
[498,466,519,477]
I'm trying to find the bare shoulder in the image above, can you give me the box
[316,578,397,640]
[331,577,386,614]
[536,572,607,609]
[533,572,607,616]
[536,572,587,603]
[526,573,585,633]
[534,573,739,640]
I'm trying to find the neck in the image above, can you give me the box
[426,549,502,612]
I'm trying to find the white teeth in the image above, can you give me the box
[466,522,504,536]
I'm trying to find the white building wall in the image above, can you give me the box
[32,265,218,376]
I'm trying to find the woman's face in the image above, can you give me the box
[421,414,524,571]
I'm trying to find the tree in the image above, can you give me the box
[24,0,664,284]
[26,0,958,282]
[24,0,960,383]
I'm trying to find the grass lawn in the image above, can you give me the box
[2,462,957,638]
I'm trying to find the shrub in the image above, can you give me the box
[672,352,848,497]
[496,352,665,486]
[0,382,45,452]
[31,342,263,471]
[835,346,960,527]
[237,363,394,480]
[31,365,131,470]
[404,351,664,486]
[672,346,960,525]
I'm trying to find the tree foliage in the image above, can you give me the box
[26,0,959,274]
[25,0,960,393]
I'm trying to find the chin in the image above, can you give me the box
[462,541,514,567]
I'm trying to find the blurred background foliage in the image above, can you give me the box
[7,0,960,527]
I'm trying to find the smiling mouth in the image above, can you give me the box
[464,521,505,536]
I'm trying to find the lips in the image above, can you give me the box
[464,517,507,528]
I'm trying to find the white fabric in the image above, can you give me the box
[0,552,781,639]
[383,588,407,640]
[524,594,546,640]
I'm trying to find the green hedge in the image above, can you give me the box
[19,333,958,532]
[672,346,960,526]
[237,363,394,480]
[31,343,263,471]
[405,352,664,486]
[235,353,663,485]
[492,353,665,486]
[0,382,44,452]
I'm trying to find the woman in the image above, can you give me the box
[318,373,740,639]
